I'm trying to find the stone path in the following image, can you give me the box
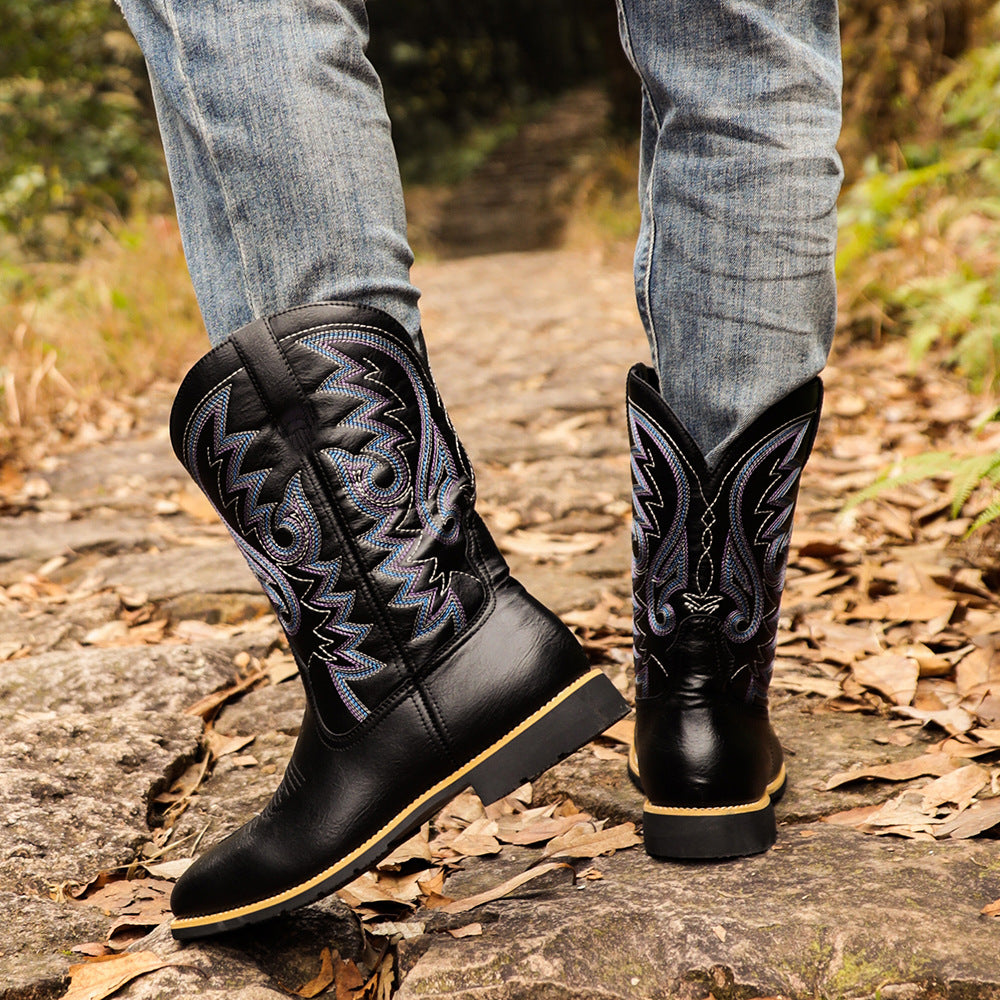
[2,250,999,999]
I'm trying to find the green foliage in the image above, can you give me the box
[838,8,1000,390]
[837,0,993,179]
[0,0,987,260]
[1,0,630,254]
[847,430,1000,532]
[833,10,1000,534]
[0,0,167,256]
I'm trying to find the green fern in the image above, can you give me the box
[970,492,1000,532]
[948,451,1000,516]
[848,446,1000,532]
[844,451,957,510]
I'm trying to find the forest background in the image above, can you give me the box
[4,0,1000,518]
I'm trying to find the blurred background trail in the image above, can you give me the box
[6,0,1000,507]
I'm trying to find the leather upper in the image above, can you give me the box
[628,365,822,706]
[170,571,588,918]
[171,303,495,739]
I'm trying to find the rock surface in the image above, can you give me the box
[395,830,1000,1000]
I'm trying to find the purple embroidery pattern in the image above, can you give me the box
[629,406,691,694]
[629,393,812,702]
[184,384,385,722]
[720,419,812,647]
[303,329,474,641]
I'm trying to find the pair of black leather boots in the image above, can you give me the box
[167,303,820,939]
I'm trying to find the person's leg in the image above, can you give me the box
[617,0,842,465]
[116,0,421,347]
[618,0,841,858]
[118,0,628,937]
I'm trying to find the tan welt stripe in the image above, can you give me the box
[172,668,604,931]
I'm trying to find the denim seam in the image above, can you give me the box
[159,0,261,319]
[640,111,660,373]
[614,0,658,128]
[614,0,662,372]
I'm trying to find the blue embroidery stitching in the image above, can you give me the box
[185,385,384,722]
[629,387,812,702]
[720,418,811,645]
[629,406,691,695]
[304,329,472,641]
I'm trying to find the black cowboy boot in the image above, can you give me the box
[626,365,822,858]
[168,303,627,937]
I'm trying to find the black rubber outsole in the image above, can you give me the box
[629,751,786,860]
[171,668,628,939]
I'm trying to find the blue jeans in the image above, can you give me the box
[118,0,842,462]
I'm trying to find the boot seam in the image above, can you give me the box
[231,320,433,755]
[275,320,497,765]
[224,316,453,764]
[284,323,470,768]
[303,447,455,766]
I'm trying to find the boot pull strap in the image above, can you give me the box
[231,317,317,450]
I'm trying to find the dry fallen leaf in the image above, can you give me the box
[771,667,843,699]
[496,811,593,847]
[440,862,572,914]
[850,595,956,624]
[499,530,603,561]
[981,898,1000,917]
[377,825,432,870]
[541,821,642,860]
[861,789,945,838]
[140,858,194,881]
[449,817,502,857]
[172,486,219,523]
[892,704,976,735]
[72,878,174,946]
[600,717,636,746]
[359,949,395,1000]
[62,952,184,1000]
[447,923,484,938]
[185,668,268,719]
[80,621,129,646]
[920,764,989,812]
[825,752,960,790]
[823,803,884,828]
[336,958,365,1000]
[295,947,336,998]
[416,869,447,897]
[337,870,424,909]
[851,653,919,706]
[70,943,113,959]
[435,791,486,830]
[936,797,1000,839]
[896,642,953,678]
[785,569,853,600]
[204,730,255,759]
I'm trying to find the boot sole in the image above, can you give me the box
[629,746,785,859]
[170,668,627,939]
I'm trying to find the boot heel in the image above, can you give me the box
[469,669,628,804]
[642,797,777,859]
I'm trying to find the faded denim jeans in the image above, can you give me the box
[117,0,842,461]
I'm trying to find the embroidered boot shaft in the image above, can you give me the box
[627,365,822,858]
[168,303,627,937]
